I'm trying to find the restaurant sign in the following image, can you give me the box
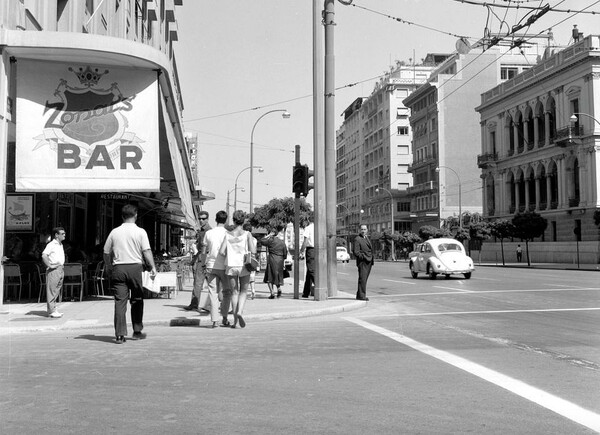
[16,60,159,192]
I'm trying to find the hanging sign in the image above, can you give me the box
[16,60,159,192]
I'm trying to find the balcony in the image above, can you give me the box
[569,197,580,207]
[477,152,497,168]
[406,181,435,194]
[550,200,558,209]
[555,125,584,147]
[538,201,547,210]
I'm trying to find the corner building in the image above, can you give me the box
[0,1,205,302]
[476,34,600,263]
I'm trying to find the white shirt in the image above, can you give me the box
[42,239,65,268]
[103,222,151,265]
[203,226,228,270]
[303,223,315,248]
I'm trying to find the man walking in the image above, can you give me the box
[104,204,157,344]
[353,224,374,301]
[185,211,211,311]
[200,210,229,327]
[41,227,66,318]
[516,244,523,262]
[300,218,315,298]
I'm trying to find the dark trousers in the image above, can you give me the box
[356,261,372,300]
[111,263,144,337]
[302,247,315,297]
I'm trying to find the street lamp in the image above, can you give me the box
[226,187,245,221]
[436,166,462,228]
[234,166,263,211]
[570,112,600,127]
[375,187,396,261]
[250,109,291,212]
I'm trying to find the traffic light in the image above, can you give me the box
[292,164,306,196]
[292,164,314,197]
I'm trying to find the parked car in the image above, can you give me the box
[409,238,474,279]
[336,246,350,263]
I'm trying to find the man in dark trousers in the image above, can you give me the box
[104,204,157,344]
[353,224,374,301]
[184,211,212,311]
[300,218,315,298]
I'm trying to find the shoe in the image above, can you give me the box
[49,311,63,318]
[238,315,246,328]
[115,336,126,344]
[220,320,231,327]
[251,293,255,300]
[183,305,198,311]
[211,322,218,329]
[269,294,275,299]
[356,297,369,301]
[131,332,146,340]
[301,295,308,299]
[277,290,281,298]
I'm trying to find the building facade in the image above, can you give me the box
[0,0,206,302]
[336,63,437,243]
[476,34,600,263]
[404,39,549,232]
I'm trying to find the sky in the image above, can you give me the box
[174,0,599,221]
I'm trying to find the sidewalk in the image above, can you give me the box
[0,278,365,335]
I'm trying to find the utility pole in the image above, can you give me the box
[293,145,301,299]
[313,0,327,300]
[324,0,337,297]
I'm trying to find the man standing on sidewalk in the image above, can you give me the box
[104,204,157,344]
[184,211,211,311]
[41,227,66,318]
[300,218,315,298]
[353,224,374,301]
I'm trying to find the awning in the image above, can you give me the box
[159,96,197,229]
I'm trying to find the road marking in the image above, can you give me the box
[376,288,600,297]
[353,307,600,317]
[433,286,473,293]
[344,317,600,433]
[383,279,416,285]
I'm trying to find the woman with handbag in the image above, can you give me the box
[260,225,288,299]
[219,210,256,328]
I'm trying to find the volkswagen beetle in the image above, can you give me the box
[409,238,474,279]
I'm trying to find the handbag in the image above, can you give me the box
[244,253,259,272]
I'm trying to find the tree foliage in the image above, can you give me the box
[249,197,312,231]
[490,219,514,240]
[512,211,547,241]
[418,225,451,240]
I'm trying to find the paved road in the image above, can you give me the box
[1,264,599,434]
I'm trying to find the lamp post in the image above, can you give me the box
[375,187,396,261]
[570,112,600,127]
[226,187,245,222]
[234,166,263,211]
[436,166,462,228]
[250,109,290,212]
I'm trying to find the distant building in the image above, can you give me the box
[404,36,550,232]
[336,61,441,239]
[476,32,600,263]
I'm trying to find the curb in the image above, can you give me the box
[0,300,367,335]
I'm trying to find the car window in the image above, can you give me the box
[439,243,462,252]
[424,244,432,253]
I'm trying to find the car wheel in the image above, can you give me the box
[427,264,437,279]
[463,272,471,279]
[445,274,451,279]
[409,262,418,279]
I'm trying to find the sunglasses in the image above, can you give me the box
[199,217,208,220]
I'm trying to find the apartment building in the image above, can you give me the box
[404,38,549,232]
[476,33,600,263]
[336,62,437,239]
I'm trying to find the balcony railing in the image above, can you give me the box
[555,125,584,146]
[509,205,516,213]
[406,181,435,194]
[550,200,558,209]
[477,152,497,168]
[569,197,580,207]
[538,201,547,210]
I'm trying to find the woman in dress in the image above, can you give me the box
[220,210,256,328]
[260,224,288,299]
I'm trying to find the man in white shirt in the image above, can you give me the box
[104,204,157,344]
[41,227,66,318]
[200,210,230,327]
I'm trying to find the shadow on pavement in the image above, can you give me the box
[169,317,200,327]
[73,334,117,344]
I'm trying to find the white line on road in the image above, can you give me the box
[433,286,473,293]
[343,317,600,433]
[353,307,600,317]
[375,288,600,298]
[383,279,416,285]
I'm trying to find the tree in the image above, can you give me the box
[512,211,548,266]
[489,219,514,266]
[418,225,450,240]
[397,231,421,260]
[249,197,312,232]
[468,220,492,259]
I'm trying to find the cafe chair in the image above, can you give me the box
[62,263,84,302]
[91,261,106,297]
[35,263,48,303]
[3,264,22,302]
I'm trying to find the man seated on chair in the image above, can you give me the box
[41,227,66,318]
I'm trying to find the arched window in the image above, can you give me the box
[548,98,557,141]
[538,165,547,209]
[548,161,558,208]
[526,108,534,150]
[507,114,515,155]
[536,103,545,146]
